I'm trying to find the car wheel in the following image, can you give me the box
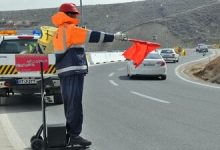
[127,66,130,77]
[161,75,167,80]
[129,75,134,79]
[54,94,63,105]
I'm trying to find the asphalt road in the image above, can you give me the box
[1,49,220,150]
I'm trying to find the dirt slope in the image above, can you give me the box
[193,56,220,84]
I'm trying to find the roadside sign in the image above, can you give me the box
[15,54,49,72]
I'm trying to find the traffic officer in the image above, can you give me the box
[51,3,127,147]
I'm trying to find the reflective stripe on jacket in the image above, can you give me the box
[52,12,115,77]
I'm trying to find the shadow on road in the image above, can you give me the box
[0,95,60,114]
[119,75,164,81]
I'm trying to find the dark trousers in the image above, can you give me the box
[60,74,84,137]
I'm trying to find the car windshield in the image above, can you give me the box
[161,49,173,53]
[146,53,162,59]
[0,39,38,54]
[198,44,207,48]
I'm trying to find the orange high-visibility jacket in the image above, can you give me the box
[52,12,115,77]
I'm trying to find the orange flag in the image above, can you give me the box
[123,39,160,68]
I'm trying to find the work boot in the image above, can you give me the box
[69,135,92,147]
[66,133,70,145]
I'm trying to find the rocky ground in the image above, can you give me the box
[184,50,220,84]
[194,57,220,84]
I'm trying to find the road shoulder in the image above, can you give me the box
[0,119,14,150]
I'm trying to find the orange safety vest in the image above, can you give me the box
[52,12,90,54]
[53,24,89,53]
[51,12,115,76]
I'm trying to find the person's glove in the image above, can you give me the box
[114,32,128,41]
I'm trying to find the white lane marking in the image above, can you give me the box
[0,114,26,149]
[131,91,170,104]
[175,51,220,89]
[109,80,119,86]
[176,68,220,89]
[117,67,125,71]
[108,72,115,77]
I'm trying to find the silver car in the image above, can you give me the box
[160,48,179,63]
[127,51,167,80]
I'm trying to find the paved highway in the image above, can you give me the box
[1,49,220,150]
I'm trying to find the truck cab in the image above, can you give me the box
[0,30,62,104]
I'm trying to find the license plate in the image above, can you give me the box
[164,55,170,57]
[17,79,37,85]
[144,63,155,66]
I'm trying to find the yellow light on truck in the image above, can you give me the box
[0,30,17,35]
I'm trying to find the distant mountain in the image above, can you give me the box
[1,0,220,50]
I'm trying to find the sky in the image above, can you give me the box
[0,0,143,11]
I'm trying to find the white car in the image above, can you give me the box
[160,48,179,63]
[195,44,208,53]
[127,51,167,80]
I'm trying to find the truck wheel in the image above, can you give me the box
[54,94,63,104]
[161,75,167,80]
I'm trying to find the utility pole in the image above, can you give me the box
[80,0,83,27]
[163,0,168,48]
[160,0,168,47]
[153,0,157,42]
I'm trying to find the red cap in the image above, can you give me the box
[59,3,79,14]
